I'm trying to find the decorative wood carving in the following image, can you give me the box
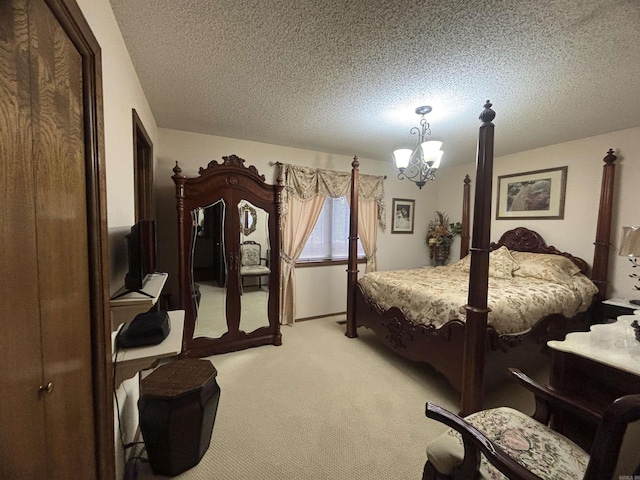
[491,227,589,274]
[355,283,590,394]
[173,155,282,357]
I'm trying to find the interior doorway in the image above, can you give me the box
[133,109,154,221]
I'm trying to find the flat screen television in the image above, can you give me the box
[115,219,157,298]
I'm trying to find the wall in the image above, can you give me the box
[155,128,436,319]
[75,1,160,478]
[76,0,160,294]
[154,125,640,317]
[437,125,640,299]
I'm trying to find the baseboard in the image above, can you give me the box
[295,311,346,322]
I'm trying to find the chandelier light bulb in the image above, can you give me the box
[393,149,413,170]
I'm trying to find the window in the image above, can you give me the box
[299,196,365,262]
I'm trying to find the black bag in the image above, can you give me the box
[117,310,170,349]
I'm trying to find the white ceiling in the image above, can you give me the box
[109,0,640,167]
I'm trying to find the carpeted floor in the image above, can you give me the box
[135,315,546,479]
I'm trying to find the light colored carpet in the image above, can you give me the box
[136,315,545,479]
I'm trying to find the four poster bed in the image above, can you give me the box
[345,101,618,415]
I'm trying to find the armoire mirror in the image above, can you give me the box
[173,155,282,357]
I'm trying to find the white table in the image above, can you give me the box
[547,314,640,377]
[112,310,184,385]
[546,314,640,449]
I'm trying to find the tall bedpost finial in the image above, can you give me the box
[352,155,359,169]
[172,161,183,178]
[603,148,617,165]
[479,100,495,125]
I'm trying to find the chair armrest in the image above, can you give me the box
[426,403,544,480]
[585,395,640,480]
[508,368,603,425]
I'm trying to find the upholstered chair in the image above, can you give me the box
[239,240,270,290]
[423,368,640,480]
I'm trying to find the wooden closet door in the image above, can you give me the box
[29,0,97,477]
[0,1,48,477]
[0,0,97,478]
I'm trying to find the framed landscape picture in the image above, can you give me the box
[496,166,567,220]
[391,198,415,233]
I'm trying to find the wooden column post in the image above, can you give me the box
[591,149,617,303]
[460,101,495,416]
[346,156,360,338]
[171,162,188,349]
[460,174,471,259]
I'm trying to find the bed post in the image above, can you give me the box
[460,174,471,258]
[172,162,191,349]
[591,149,617,303]
[460,101,496,417]
[346,156,360,338]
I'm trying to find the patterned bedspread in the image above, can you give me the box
[357,255,598,335]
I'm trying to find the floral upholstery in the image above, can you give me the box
[240,242,270,280]
[241,243,261,266]
[357,252,597,335]
[241,264,270,274]
[459,246,520,279]
[511,251,581,283]
[426,407,589,480]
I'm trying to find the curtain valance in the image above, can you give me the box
[280,163,386,229]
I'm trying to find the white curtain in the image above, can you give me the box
[348,197,378,273]
[280,164,385,324]
[280,195,325,325]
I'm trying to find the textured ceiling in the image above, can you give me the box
[109,0,640,167]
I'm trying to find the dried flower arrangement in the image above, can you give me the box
[426,211,462,264]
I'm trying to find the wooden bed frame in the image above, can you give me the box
[345,101,618,415]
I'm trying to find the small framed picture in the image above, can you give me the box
[496,166,567,220]
[391,198,415,234]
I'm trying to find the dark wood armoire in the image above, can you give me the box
[0,0,113,478]
[172,155,282,357]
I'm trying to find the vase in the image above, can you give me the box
[431,245,450,266]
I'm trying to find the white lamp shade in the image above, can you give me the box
[619,226,640,257]
[421,141,444,168]
[393,148,413,169]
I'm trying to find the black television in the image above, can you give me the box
[114,219,157,299]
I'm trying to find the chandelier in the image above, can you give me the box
[393,106,444,189]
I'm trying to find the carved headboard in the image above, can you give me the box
[490,227,589,275]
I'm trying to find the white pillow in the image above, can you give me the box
[457,246,519,279]
[511,251,581,283]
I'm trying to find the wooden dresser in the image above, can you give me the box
[547,315,640,449]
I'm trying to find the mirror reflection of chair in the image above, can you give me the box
[423,368,640,480]
[240,240,270,292]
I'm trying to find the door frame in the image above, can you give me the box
[132,109,154,221]
[46,0,114,478]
